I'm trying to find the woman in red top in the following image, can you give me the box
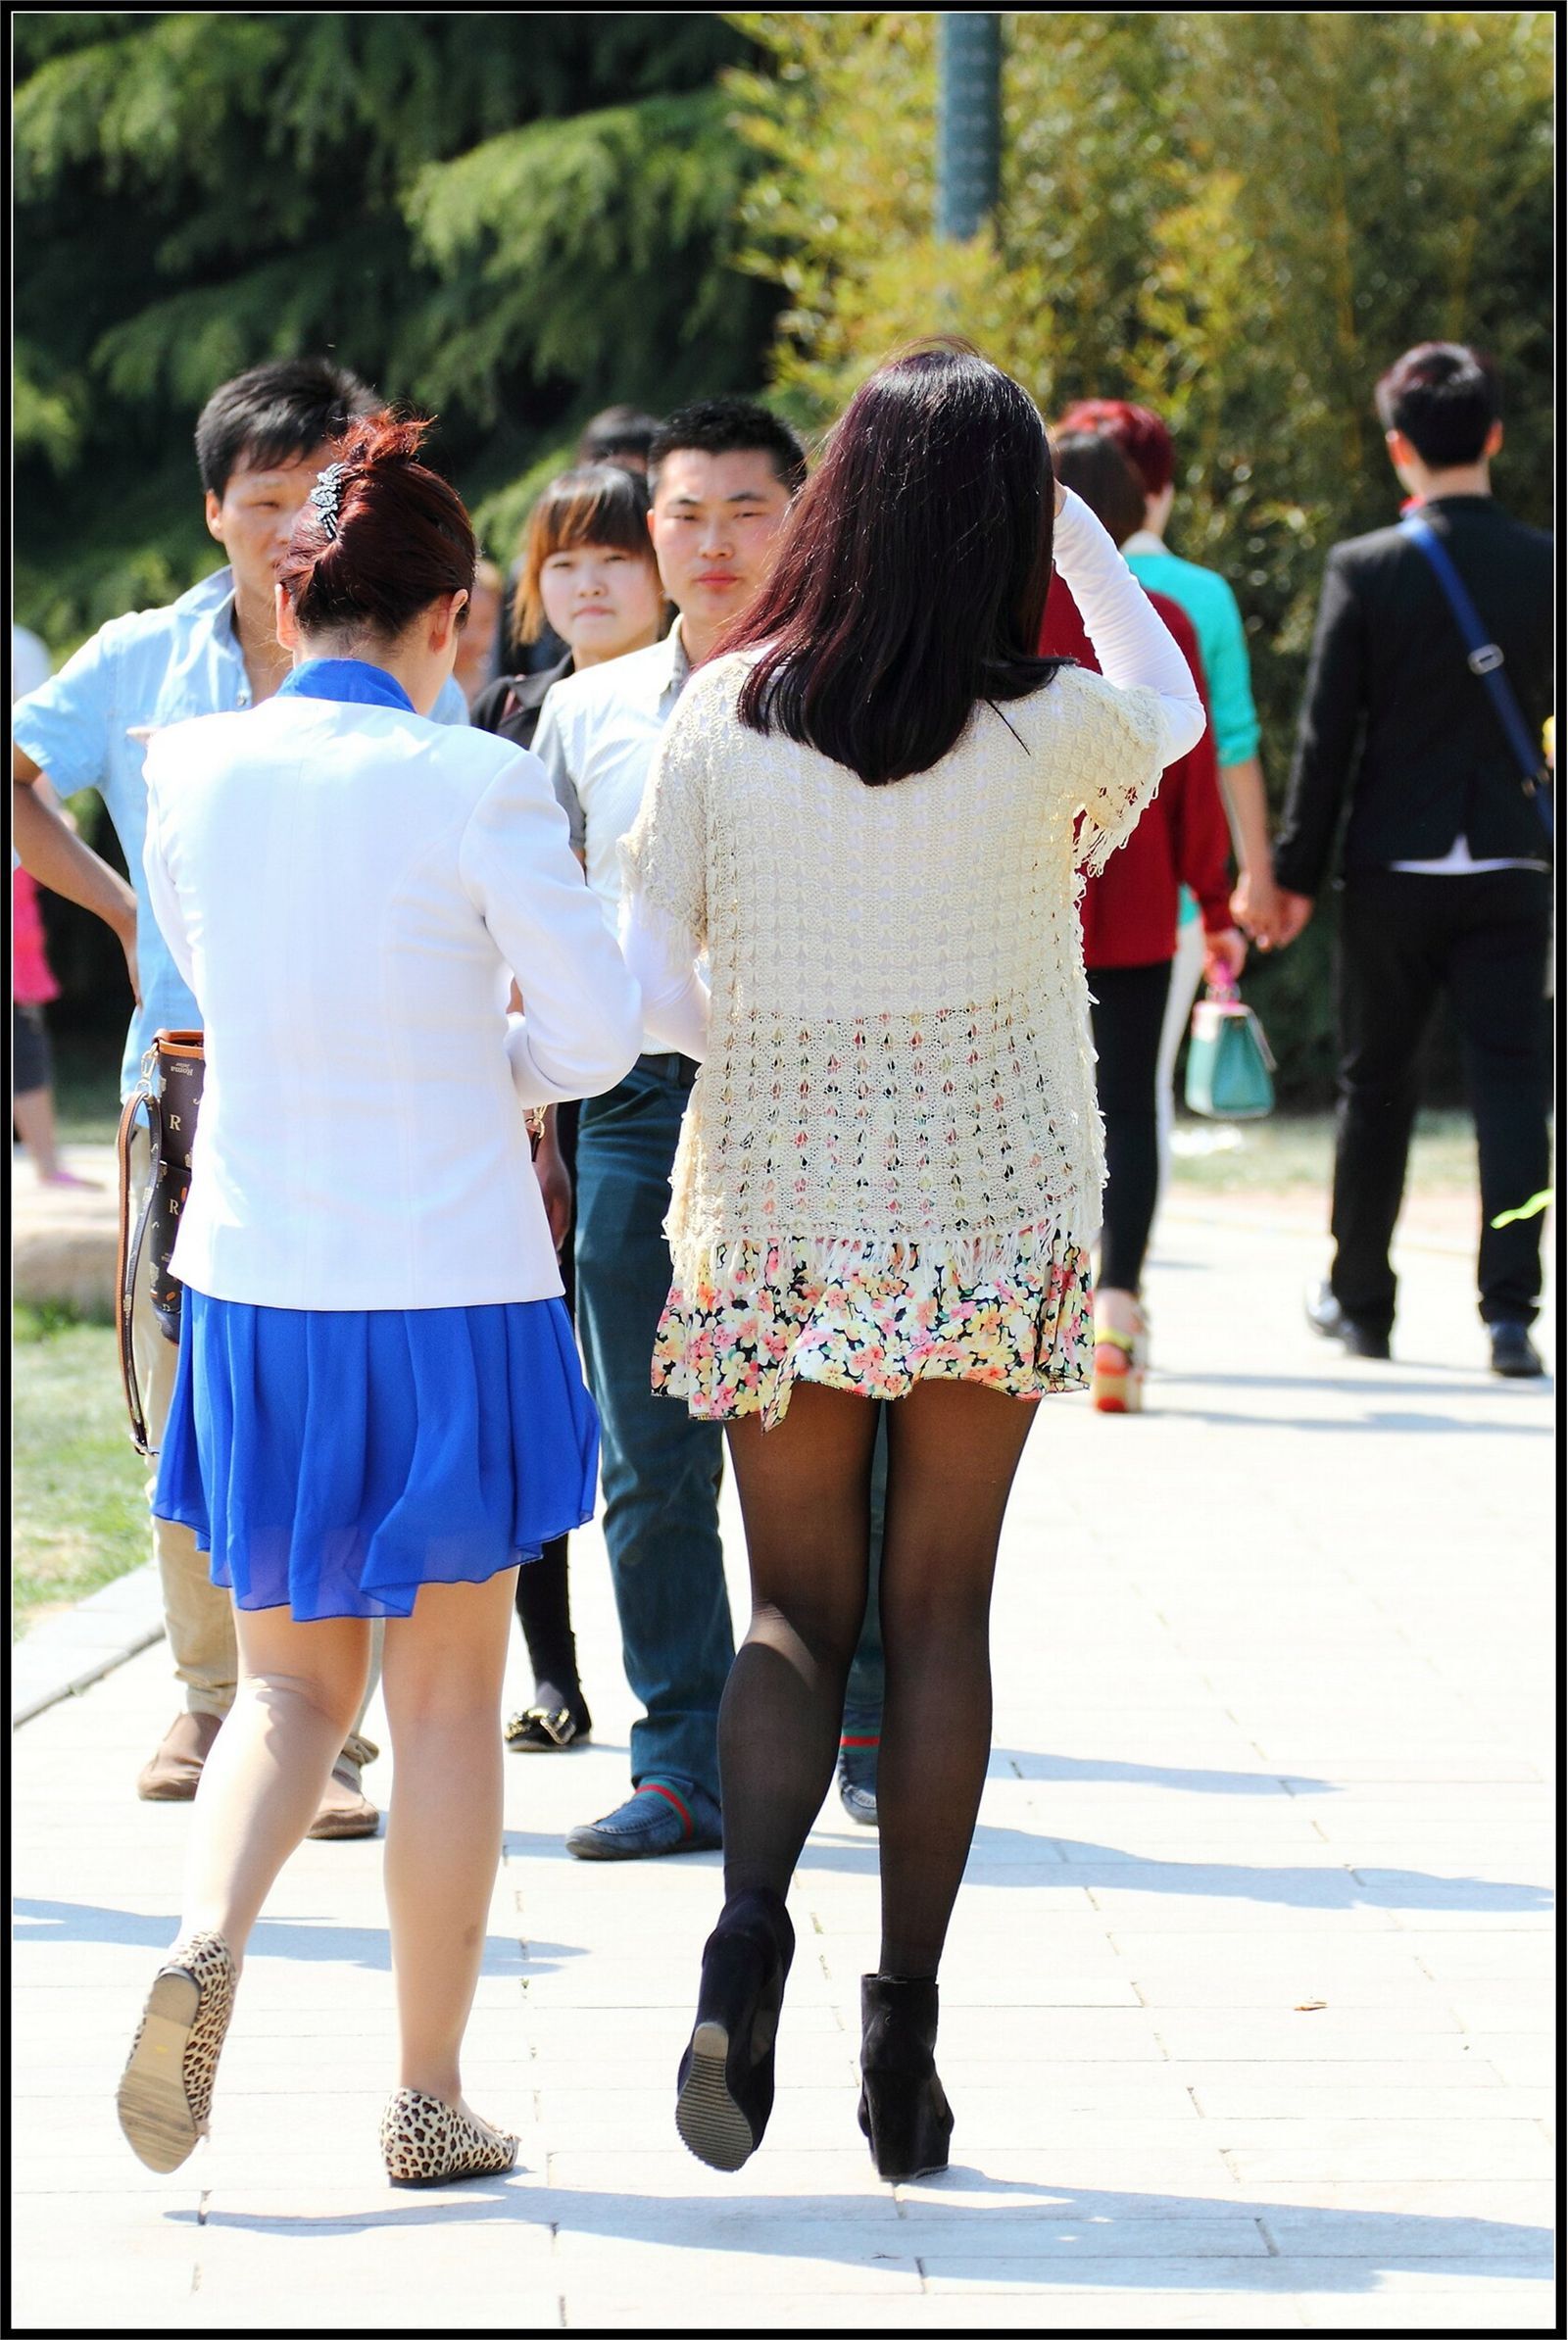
[1041,432,1245,1411]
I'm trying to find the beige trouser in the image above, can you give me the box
[129,1127,381,1753]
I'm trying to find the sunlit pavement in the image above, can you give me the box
[12,1202,1555,2330]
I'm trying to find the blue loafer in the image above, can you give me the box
[566,1780,722,1861]
[837,1735,880,1828]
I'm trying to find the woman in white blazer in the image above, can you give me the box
[116,415,642,2188]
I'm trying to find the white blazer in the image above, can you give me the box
[143,690,643,1311]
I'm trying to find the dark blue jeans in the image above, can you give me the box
[575,1056,885,1803]
[576,1057,732,1798]
[843,1411,888,1737]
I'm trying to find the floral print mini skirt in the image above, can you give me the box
[652,1229,1094,1431]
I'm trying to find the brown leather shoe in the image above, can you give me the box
[307,1741,380,1840]
[136,1711,224,1801]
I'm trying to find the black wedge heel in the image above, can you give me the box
[858,1973,954,2180]
[675,1888,795,2172]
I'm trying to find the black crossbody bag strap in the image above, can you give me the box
[1399,513,1553,841]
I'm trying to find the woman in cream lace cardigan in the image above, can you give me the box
[619,344,1204,2182]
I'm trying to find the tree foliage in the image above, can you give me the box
[14,13,777,653]
[17,13,1553,1098]
[726,12,1555,1095]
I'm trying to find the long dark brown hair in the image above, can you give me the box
[724,342,1065,784]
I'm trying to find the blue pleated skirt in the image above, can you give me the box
[154,1291,600,1621]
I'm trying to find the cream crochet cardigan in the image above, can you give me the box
[621,644,1181,1292]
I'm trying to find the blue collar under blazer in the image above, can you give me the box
[141,668,643,1311]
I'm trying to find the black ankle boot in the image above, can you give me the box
[858,1973,954,2179]
[675,1888,795,2172]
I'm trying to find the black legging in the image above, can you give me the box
[1088,958,1173,1297]
[514,1099,584,1698]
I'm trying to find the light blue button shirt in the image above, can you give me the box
[13,567,469,1096]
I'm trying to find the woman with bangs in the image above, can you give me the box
[473,464,667,1759]
[472,463,666,753]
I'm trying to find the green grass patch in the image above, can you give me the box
[50,1032,124,1145]
[12,1303,151,1638]
[1168,1108,1478,1195]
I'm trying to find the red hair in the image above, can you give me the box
[1054,399,1174,498]
[277,412,476,640]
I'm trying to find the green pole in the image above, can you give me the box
[937,13,1002,241]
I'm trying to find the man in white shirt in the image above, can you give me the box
[531,400,810,1858]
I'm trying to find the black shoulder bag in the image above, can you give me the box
[116,1029,205,1456]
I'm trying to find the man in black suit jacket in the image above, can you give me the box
[1266,343,1552,1376]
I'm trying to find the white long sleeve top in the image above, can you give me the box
[621,490,1203,1063]
[617,488,1204,1276]
[143,685,644,1310]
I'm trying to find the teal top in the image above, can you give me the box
[1123,536,1261,769]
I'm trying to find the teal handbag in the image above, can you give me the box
[1184,987,1276,1120]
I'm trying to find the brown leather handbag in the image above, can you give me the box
[115,1029,204,1455]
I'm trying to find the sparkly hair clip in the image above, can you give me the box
[308,462,350,540]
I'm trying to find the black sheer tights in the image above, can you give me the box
[718,1379,1038,1980]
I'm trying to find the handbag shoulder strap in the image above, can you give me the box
[115,1079,163,1458]
[1398,514,1551,831]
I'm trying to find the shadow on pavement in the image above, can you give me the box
[1162,1368,1544,1393]
[500,1828,722,1868]
[994,1752,1336,1795]
[172,2175,1552,2290]
[1152,1403,1551,1435]
[17,1807,1551,1953]
[794,1835,1551,1910]
[10,1900,584,1974]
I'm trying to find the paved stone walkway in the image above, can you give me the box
[12,1142,120,1316]
[11,1204,1555,2329]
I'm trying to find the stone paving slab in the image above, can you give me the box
[10,1205,1555,2330]
[13,1562,165,1725]
[12,1141,121,1314]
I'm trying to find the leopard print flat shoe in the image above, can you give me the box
[380,2089,518,2186]
[117,1930,237,2172]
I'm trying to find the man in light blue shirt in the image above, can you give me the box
[15,365,469,1100]
[13,356,467,1826]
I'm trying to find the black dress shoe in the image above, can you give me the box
[1489,1322,1544,1378]
[505,1681,592,1752]
[1304,1281,1392,1360]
